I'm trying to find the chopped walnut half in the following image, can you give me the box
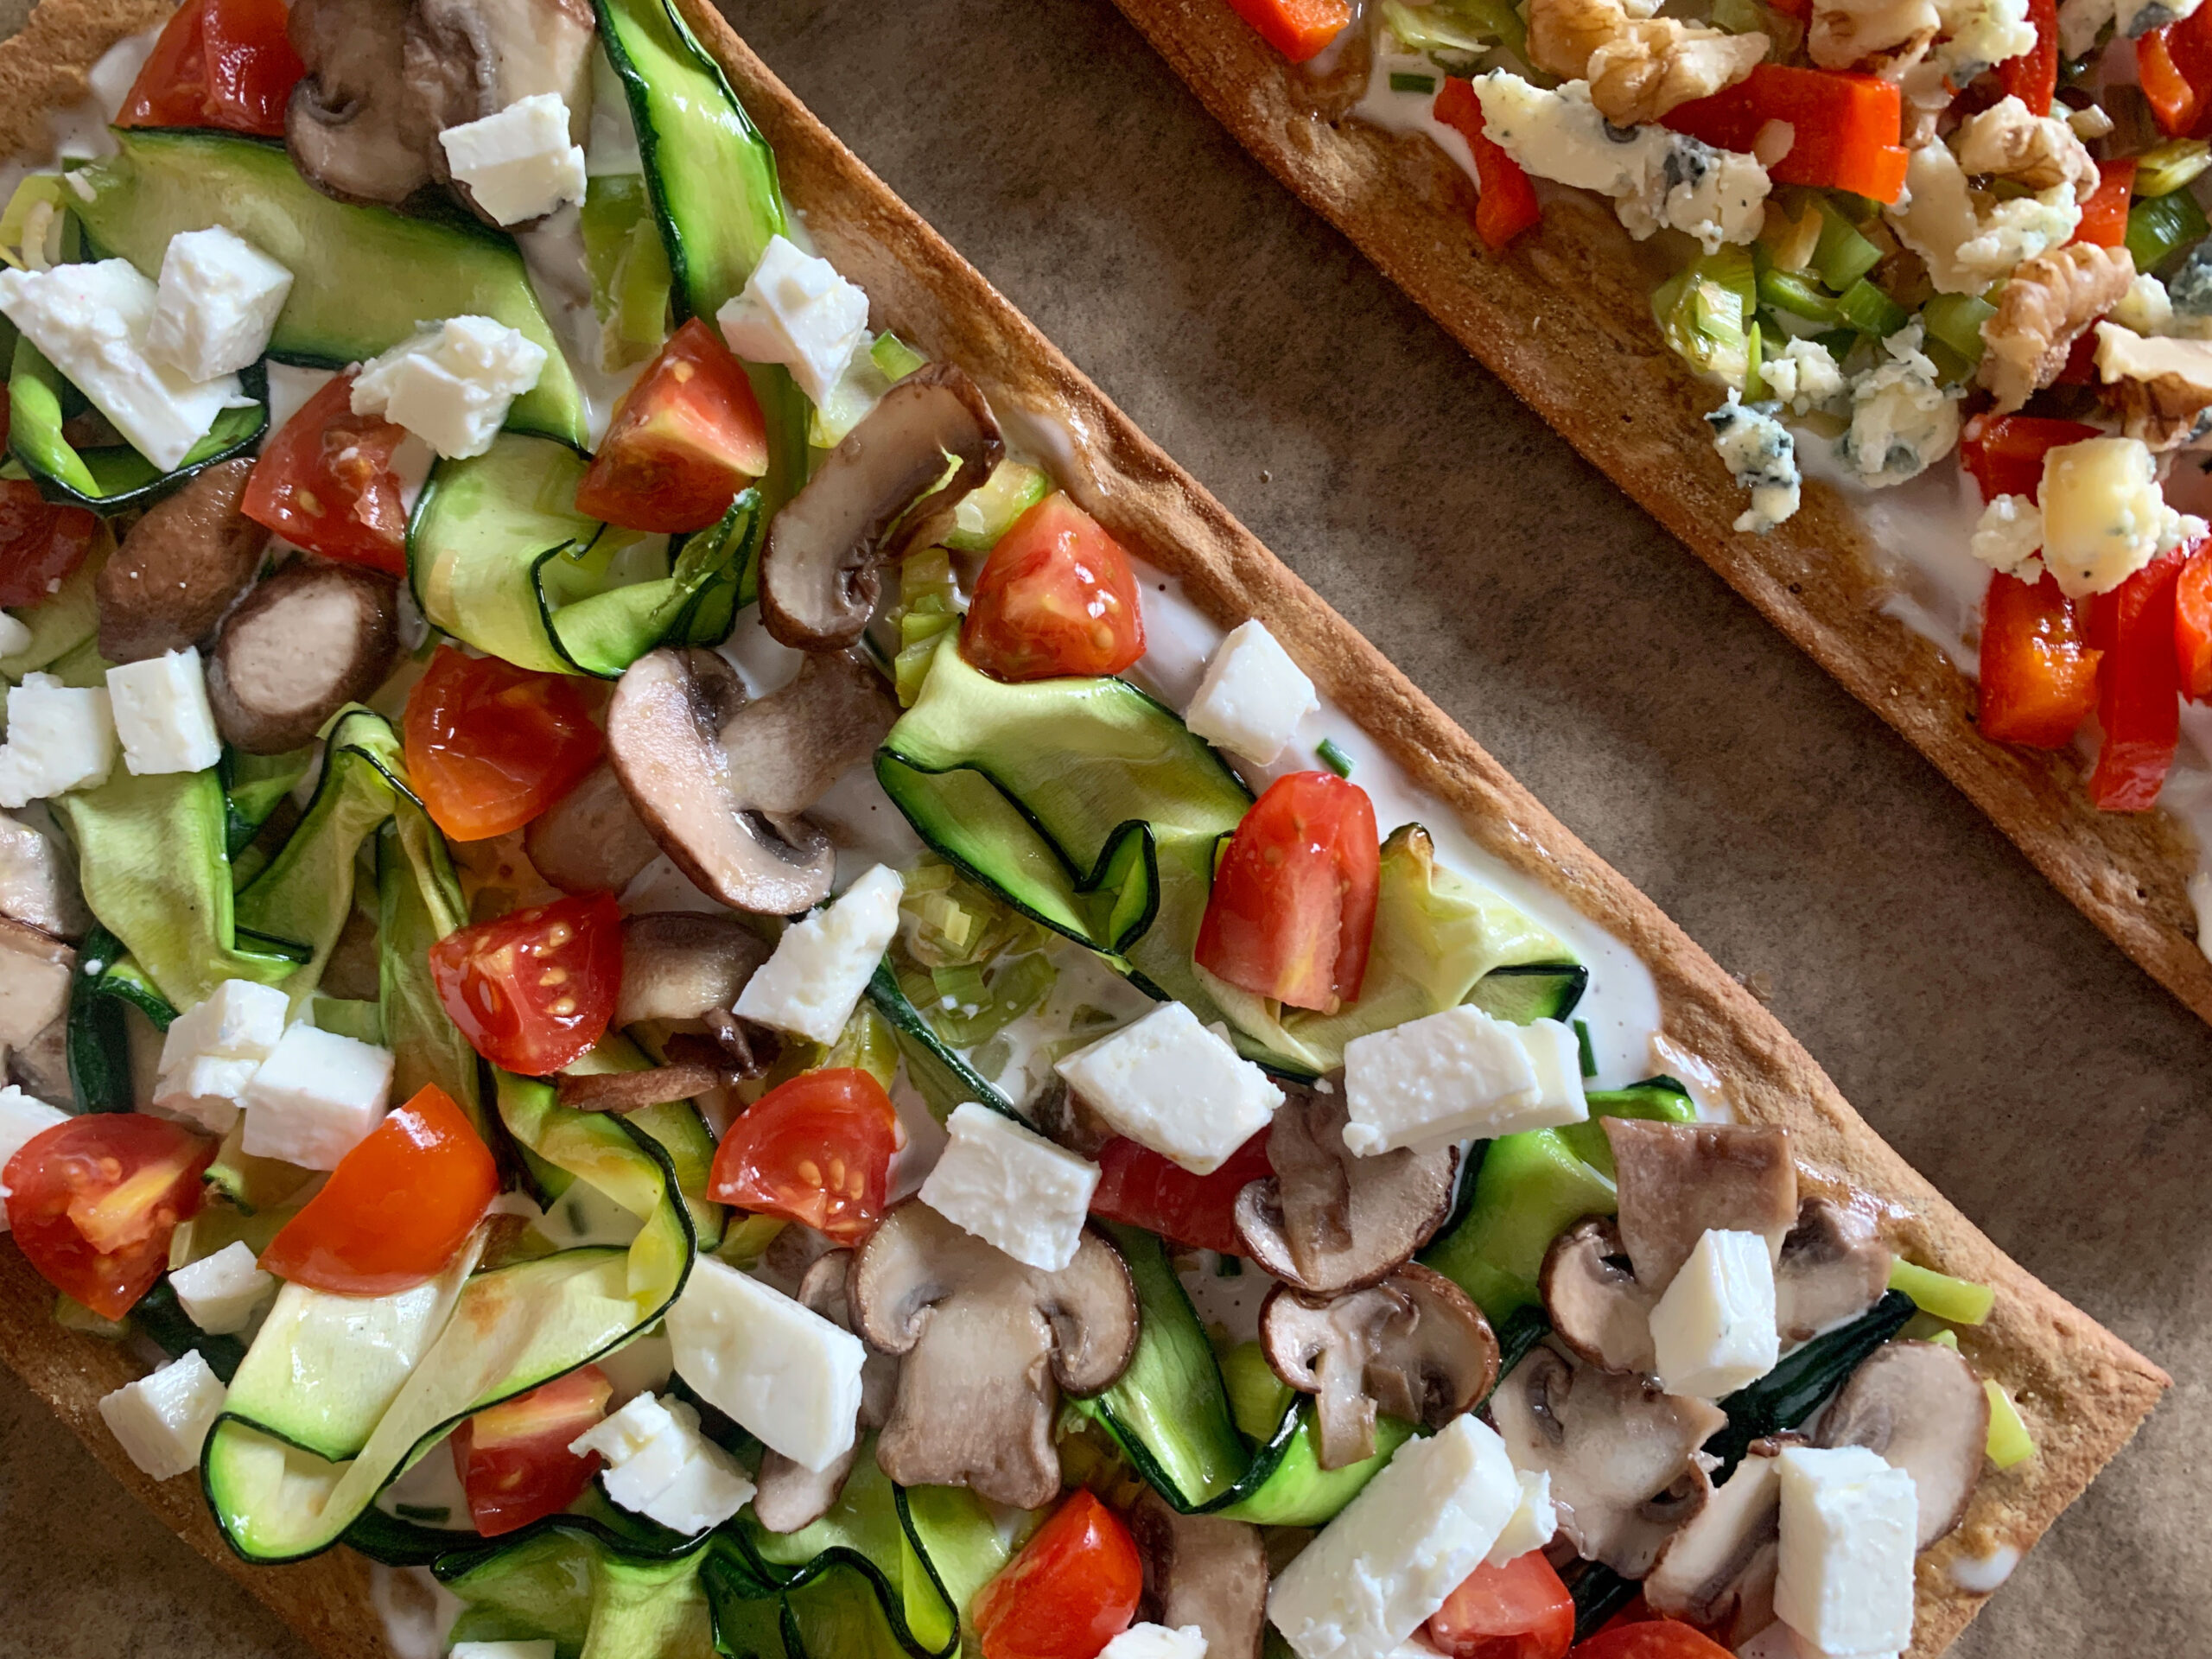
[1528,0,1767,122]
[1954,95,2101,199]
[2094,321,2212,449]
[1978,242,2136,412]
[1808,0,1939,71]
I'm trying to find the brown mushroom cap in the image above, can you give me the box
[524,761,662,897]
[1774,1197,1892,1344]
[849,1201,1138,1509]
[1129,1489,1268,1659]
[758,364,1003,650]
[1815,1339,1990,1548]
[614,912,770,1027]
[1258,1262,1498,1471]
[1233,1085,1456,1295]
[1605,1119,1798,1292]
[96,458,268,664]
[285,0,435,207]
[1643,1446,1783,1638]
[752,1250,899,1533]
[1541,1217,1657,1376]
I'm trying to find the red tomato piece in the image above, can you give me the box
[1998,0,2058,116]
[404,645,607,842]
[1567,1620,1734,1659]
[260,1085,500,1296]
[1664,67,1907,203]
[1434,80,1542,251]
[2071,159,2136,249]
[3,1114,213,1319]
[1426,1552,1577,1659]
[241,372,412,575]
[429,892,623,1076]
[2087,549,2190,810]
[117,0,303,138]
[708,1068,899,1245]
[0,479,98,607]
[963,493,1146,683]
[2177,543,2212,700]
[1195,771,1380,1014]
[1089,1128,1274,1255]
[970,1488,1142,1659]
[1222,0,1353,60]
[451,1363,613,1537]
[1958,413,2102,503]
[574,319,770,534]
[2141,5,2212,137]
[1979,571,2101,747]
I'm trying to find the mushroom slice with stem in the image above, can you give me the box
[1491,1344,1728,1577]
[0,813,87,941]
[524,761,663,896]
[97,458,269,664]
[1605,1118,1798,1291]
[614,913,771,1027]
[849,1201,1138,1509]
[1773,1197,1891,1344]
[286,0,435,207]
[553,1065,724,1115]
[1128,1489,1268,1659]
[404,0,596,225]
[1815,1338,1989,1548]
[753,1249,899,1532]
[1258,1262,1498,1471]
[1232,1084,1456,1295]
[1643,1443,1786,1642]
[759,364,1003,650]
[1541,1217,1658,1376]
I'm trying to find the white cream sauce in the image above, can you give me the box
[1948,1541,2021,1593]
[1348,41,1481,187]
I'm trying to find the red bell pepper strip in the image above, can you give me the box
[1998,0,2059,116]
[2176,542,2212,699]
[1223,0,1352,62]
[2139,6,2212,138]
[1435,79,1543,250]
[1663,66,1908,202]
[1979,572,2102,747]
[2087,550,2189,810]
[2071,159,2136,248]
[1959,413,2102,501]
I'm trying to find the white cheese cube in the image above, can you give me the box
[715,233,871,406]
[145,226,293,382]
[2037,435,2172,598]
[169,1240,276,1336]
[0,259,245,470]
[919,1101,1100,1271]
[0,1084,67,1233]
[0,613,31,658]
[1183,620,1319,766]
[666,1256,866,1473]
[1484,1469,1556,1567]
[97,1350,226,1479]
[106,647,221,776]
[733,862,904,1044]
[350,315,549,461]
[1101,1626,1210,1659]
[150,1055,258,1135]
[1774,1446,1918,1659]
[451,1644,557,1659]
[572,1389,677,1464]
[1054,1000,1282,1174]
[570,1391,754,1536]
[440,93,589,227]
[0,673,116,809]
[1342,1007,1587,1157]
[153,978,292,1135]
[240,1023,394,1170]
[1268,1413,1523,1659]
[1649,1228,1779,1399]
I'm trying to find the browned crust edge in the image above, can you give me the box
[0,4,2167,1659]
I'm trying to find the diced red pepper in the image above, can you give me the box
[1663,66,1908,203]
[1959,413,2103,502]
[2086,550,2190,810]
[2139,6,2212,139]
[2177,543,2212,699]
[1222,0,1352,62]
[2071,159,2136,248]
[1979,572,2102,747]
[1998,0,2059,117]
[1434,79,1543,251]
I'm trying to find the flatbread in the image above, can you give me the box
[0,3,2166,1657]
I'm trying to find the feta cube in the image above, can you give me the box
[106,648,221,776]
[1649,1229,1779,1399]
[0,259,245,470]
[1268,1414,1523,1659]
[715,234,871,406]
[570,1391,754,1536]
[1484,1469,1556,1567]
[451,1644,557,1659]
[1774,1446,1918,1659]
[240,1023,394,1169]
[919,1101,1099,1271]
[98,1350,226,1479]
[169,1240,276,1336]
[1054,1000,1282,1173]
[145,226,293,382]
[152,1055,261,1136]
[666,1256,867,1473]
[439,93,589,227]
[1101,1626,1210,1659]
[0,1084,67,1232]
[350,315,549,461]
[1184,620,1319,766]
[1342,1007,1587,1157]
[0,673,116,808]
[153,978,291,1135]
[733,863,904,1044]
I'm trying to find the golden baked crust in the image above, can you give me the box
[0,3,2166,1656]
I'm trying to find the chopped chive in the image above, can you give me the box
[1389,71,1439,93]
[1216,1254,1243,1277]
[1573,1019,1598,1079]
[1317,738,1354,778]
[394,1503,450,1522]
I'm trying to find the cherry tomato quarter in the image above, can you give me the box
[0,480,97,608]
[4,1113,213,1319]
[429,892,623,1076]
[1088,1128,1273,1255]
[1566,1619,1736,1659]
[451,1363,613,1536]
[708,1067,899,1245]
[241,372,412,574]
[574,318,770,533]
[962,493,1145,682]
[117,0,304,137]
[404,645,607,842]
[1195,770,1379,1014]
[970,1487,1142,1659]
[1426,1552,1577,1659]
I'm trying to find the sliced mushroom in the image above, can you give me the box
[1605,1118,1798,1291]
[759,364,1003,650]
[207,559,400,754]
[1774,1198,1891,1344]
[0,918,72,1050]
[0,812,88,940]
[404,0,596,226]
[96,458,269,664]
[1128,1489,1268,1659]
[523,761,662,896]
[606,647,893,915]
[1233,1085,1456,1295]
[1491,1344,1728,1577]
[614,912,770,1027]
[1815,1339,1989,1548]
[1644,1445,1783,1637]
[753,1249,899,1532]
[1258,1262,1498,1471]
[554,1064,723,1114]
[850,1200,1138,1508]
[10,1008,70,1103]
[286,0,435,207]
[1541,1217,1657,1376]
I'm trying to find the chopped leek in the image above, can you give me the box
[906,950,1058,1048]
[0,173,71,271]
[1890,1257,1995,1325]
[1984,1378,2038,1468]
[1653,247,1758,388]
[897,851,1050,968]
[1922,291,1996,367]
[2134,137,2212,199]
[1573,1018,1597,1077]
[892,546,963,706]
[1758,266,1841,325]
[1317,737,1354,777]
[1380,0,1517,69]
[869,331,927,382]
[1835,277,1910,338]
[1813,201,1883,293]
[2127,189,2210,274]
[578,173,673,370]
[944,459,1053,553]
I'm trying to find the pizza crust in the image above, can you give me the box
[0,3,2165,1657]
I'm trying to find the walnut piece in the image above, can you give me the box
[1529,0,1766,123]
[1978,241,2136,412]
[1954,95,2100,200]
[2094,321,2212,449]
[1808,0,1938,72]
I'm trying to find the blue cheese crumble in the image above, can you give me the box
[1759,337,1847,416]
[1707,392,1802,534]
[1839,325,1961,487]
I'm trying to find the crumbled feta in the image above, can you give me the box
[441,94,588,226]
[145,226,293,383]
[716,234,872,406]
[919,1101,1100,1271]
[570,1391,754,1535]
[1758,337,1847,416]
[1054,1000,1283,1174]
[666,1257,867,1473]
[1837,326,1961,488]
[0,672,116,809]
[99,1351,226,1479]
[1648,1228,1780,1398]
[2115,272,2176,337]
[1885,141,2079,294]
[106,647,221,776]
[169,1240,276,1336]
[1969,493,2045,582]
[1342,1007,1586,1156]
[1484,1469,1557,1567]
[0,1084,67,1232]
[1774,1446,1918,1658]
[1101,1627,1209,1659]
[1707,392,1802,534]
[152,978,289,1135]
[349,315,548,461]
[732,863,905,1044]
[2037,434,2200,596]
[1184,619,1319,766]
[240,1022,395,1169]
